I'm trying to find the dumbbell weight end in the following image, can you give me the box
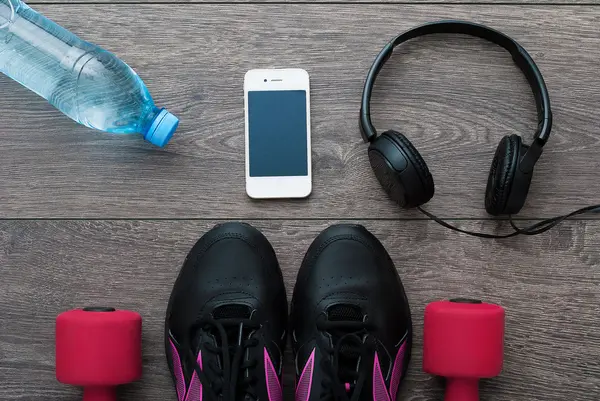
[445,378,478,401]
[56,307,142,401]
[83,386,116,401]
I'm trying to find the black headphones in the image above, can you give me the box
[360,20,552,217]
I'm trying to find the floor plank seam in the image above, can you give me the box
[1,217,599,222]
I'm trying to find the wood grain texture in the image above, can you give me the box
[0,220,599,400]
[2,5,600,220]
[26,0,600,4]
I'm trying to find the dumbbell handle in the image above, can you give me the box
[84,387,116,401]
[446,378,479,401]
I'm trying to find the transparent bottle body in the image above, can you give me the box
[0,0,161,135]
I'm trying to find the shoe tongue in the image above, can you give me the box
[212,304,253,320]
[211,304,254,348]
[327,304,363,322]
[326,304,365,385]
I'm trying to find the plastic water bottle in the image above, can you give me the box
[0,0,178,147]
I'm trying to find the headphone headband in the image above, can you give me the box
[360,21,552,169]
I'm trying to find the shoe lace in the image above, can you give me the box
[186,316,261,401]
[316,315,375,401]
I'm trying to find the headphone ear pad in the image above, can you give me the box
[485,135,531,215]
[368,130,434,208]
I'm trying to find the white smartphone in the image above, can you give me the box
[244,68,312,199]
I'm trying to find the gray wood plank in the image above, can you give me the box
[1,5,600,219]
[26,0,600,4]
[0,220,599,400]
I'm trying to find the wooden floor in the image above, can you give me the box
[1,1,600,400]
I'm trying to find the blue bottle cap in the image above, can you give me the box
[144,109,179,147]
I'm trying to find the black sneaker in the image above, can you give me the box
[165,222,288,401]
[291,224,412,401]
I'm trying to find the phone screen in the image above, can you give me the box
[247,90,308,177]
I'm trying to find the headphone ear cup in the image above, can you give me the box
[485,134,530,215]
[368,130,434,208]
[390,131,435,200]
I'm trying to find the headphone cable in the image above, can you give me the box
[417,205,600,239]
